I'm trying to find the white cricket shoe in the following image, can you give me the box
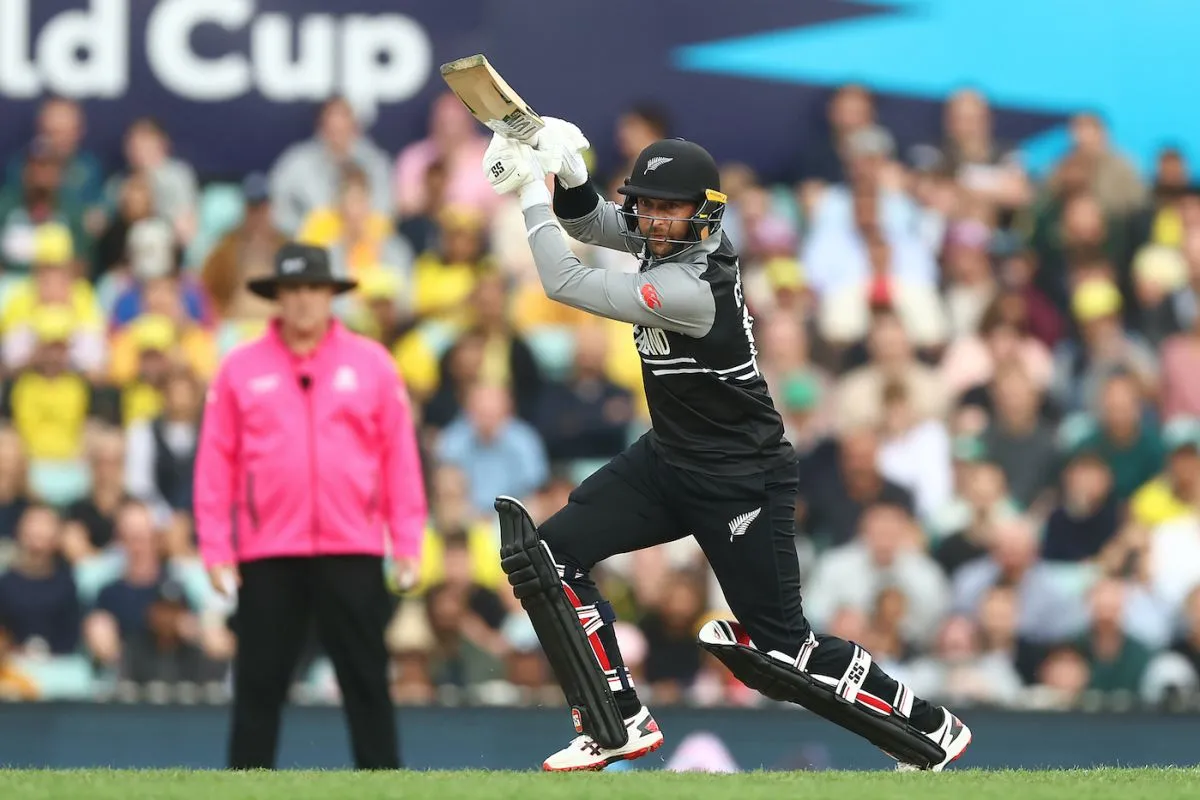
[894,708,972,772]
[542,706,664,772]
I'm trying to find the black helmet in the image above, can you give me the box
[617,138,727,259]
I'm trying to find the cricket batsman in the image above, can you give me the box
[483,119,973,772]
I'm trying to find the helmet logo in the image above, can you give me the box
[645,157,674,173]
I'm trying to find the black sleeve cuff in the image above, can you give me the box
[552,181,601,221]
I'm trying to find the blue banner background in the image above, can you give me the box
[2,0,1138,184]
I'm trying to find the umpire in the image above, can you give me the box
[195,243,427,770]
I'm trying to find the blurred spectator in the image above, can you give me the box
[1168,585,1200,680]
[806,502,948,646]
[613,102,672,181]
[0,505,80,655]
[386,599,436,704]
[124,369,201,522]
[940,295,1055,402]
[818,232,948,351]
[435,382,549,516]
[270,96,392,235]
[82,502,198,674]
[394,92,494,218]
[60,430,128,562]
[0,620,38,700]
[977,585,1044,685]
[344,270,412,349]
[200,173,287,326]
[862,586,916,667]
[5,97,105,215]
[411,205,493,324]
[979,362,1060,508]
[925,89,1032,214]
[1130,244,1188,347]
[1133,148,1189,249]
[905,615,1023,706]
[119,577,225,685]
[397,157,448,256]
[1075,578,1153,693]
[297,163,414,283]
[414,465,505,594]
[1129,418,1200,528]
[1071,371,1165,501]
[997,251,1066,348]
[876,380,953,521]
[1158,268,1200,420]
[639,569,706,704]
[91,174,154,282]
[1145,512,1200,617]
[798,84,881,186]
[834,309,947,429]
[536,324,633,464]
[1067,113,1148,218]
[1041,449,1120,562]
[0,428,30,538]
[423,581,505,691]
[1,306,117,463]
[799,426,915,548]
[109,217,209,329]
[941,219,1000,339]
[951,516,1087,642]
[929,442,1020,575]
[1036,646,1091,706]
[1,223,106,381]
[0,136,90,275]
[106,118,198,245]
[803,158,936,299]
[108,315,214,429]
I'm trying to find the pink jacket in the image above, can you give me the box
[194,319,427,568]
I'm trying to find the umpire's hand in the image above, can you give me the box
[208,563,241,598]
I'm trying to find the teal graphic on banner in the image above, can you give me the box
[674,0,1193,175]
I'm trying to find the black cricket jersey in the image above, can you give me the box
[525,182,796,477]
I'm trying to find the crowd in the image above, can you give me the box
[1,85,1200,714]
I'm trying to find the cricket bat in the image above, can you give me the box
[439,54,544,143]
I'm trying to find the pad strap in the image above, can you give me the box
[835,644,872,704]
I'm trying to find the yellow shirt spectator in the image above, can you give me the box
[0,223,103,334]
[410,524,504,594]
[6,306,92,461]
[1130,478,1193,527]
[297,208,397,279]
[109,314,218,387]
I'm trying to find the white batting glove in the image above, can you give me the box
[532,117,591,189]
[483,133,549,208]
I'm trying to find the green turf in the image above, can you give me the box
[0,768,1197,800]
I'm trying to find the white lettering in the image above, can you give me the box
[253,13,335,102]
[0,0,41,96]
[634,325,671,357]
[147,0,252,101]
[0,0,434,112]
[39,0,128,97]
[340,14,431,123]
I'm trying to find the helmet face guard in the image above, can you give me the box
[618,186,728,261]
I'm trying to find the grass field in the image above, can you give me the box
[0,768,1196,800]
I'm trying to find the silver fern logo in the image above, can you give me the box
[645,156,674,173]
[728,507,761,541]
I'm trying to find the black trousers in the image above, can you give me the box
[539,434,941,730]
[229,555,399,770]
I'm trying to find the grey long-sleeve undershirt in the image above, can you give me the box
[524,201,717,338]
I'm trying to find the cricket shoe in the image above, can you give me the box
[542,706,664,772]
[894,708,972,772]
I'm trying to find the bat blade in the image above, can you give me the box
[440,54,544,143]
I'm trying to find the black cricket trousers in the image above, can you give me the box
[538,434,942,731]
[229,555,399,769]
